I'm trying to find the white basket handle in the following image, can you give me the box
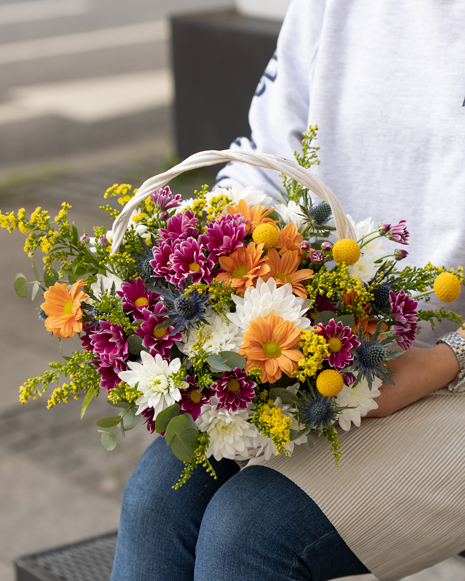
[110,149,356,254]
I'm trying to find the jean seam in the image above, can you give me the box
[288,530,337,580]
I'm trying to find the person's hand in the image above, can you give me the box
[366,343,460,418]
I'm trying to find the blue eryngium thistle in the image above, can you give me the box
[297,393,339,435]
[135,249,155,281]
[372,284,391,311]
[309,201,332,225]
[153,284,209,336]
[37,307,47,321]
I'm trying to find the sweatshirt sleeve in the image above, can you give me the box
[215,0,325,205]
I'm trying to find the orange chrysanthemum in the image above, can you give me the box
[341,289,386,337]
[262,249,314,299]
[226,200,276,235]
[217,242,270,295]
[276,223,304,255]
[41,280,88,339]
[239,315,303,384]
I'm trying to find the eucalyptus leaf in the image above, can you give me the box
[119,420,126,442]
[32,260,40,280]
[218,351,247,370]
[81,387,97,419]
[14,273,28,298]
[155,403,180,434]
[206,354,232,372]
[96,416,121,428]
[314,311,336,326]
[44,268,59,287]
[100,432,117,451]
[121,407,140,431]
[128,335,144,356]
[269,387,299,405]
[31,281,40,301]
[170,428,199,461]
[165,414,187,445]
[335,315,355,329]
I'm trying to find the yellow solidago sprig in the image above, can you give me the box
[206,193,233,222]
[107,382,142,405]
[281,125,320,203]
[185,280,234,317]
[252,399,292,456]
[182,184,210,224]
[173,433,217,489]
[295,328,330,383]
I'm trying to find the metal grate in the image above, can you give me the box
[15,532,118,581]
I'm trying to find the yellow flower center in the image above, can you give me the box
[227,379,241,392]
[434,272,461,303]
[63,300,73,314]
[252,223,279,249]
[316,369,344,397]
[231,264,249,279]
[190,390,202,403]
[277,272,293,284]
[263,340,282,359]
[153,327,167,339]
[135,297,149,307]
[189,262,201,272]
[328,337,343,353]
[332,239,361,266]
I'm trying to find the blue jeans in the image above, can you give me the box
[111,437,369,580]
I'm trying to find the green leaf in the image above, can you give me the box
[32,260,40,280]
[81,387,98,419]
[71,222,79,245]
[314,311,336,326]
[14,273,28,298]
[290,425,312,441]
[44,268,59,287]
[31,281,40,301]
[165,414,188,445]
[335,315,355,329]
[96,416,121,428]
[119,420,126,442]
[121,407,140,431]
[109,401,131,409]
[155,403,180,434]
[217,351,247,370]
[307,434,315,447]
[68,274,77,285]
[206,354,232,372]
[100,432,117,451]
[269,387,299,404]
[128,335,144,356]
[170,428,199,461]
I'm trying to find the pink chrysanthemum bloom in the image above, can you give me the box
[117,278,158,319]
[170,237,215,287]
[151,240,178,283]
[389,290,418,349]
[159,210,199,242]
[150,186,181,211]
[315,319,361,371]
[135,303,182,358]
[90,320,128,358]
[95,353,127,392]
[180,375,213,421]
[214,368,256,412]
[199,214,246,262]
[141,407,157,433]
[380,220,409,245]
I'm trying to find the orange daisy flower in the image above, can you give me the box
[276,223,304,255]
[217,242,270,295]
[41,280,88,339]
[239,315,303,384]
[262,249,314,299]
[226,200,276,235]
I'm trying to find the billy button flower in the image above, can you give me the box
[434,272,461,303]
[316,369,344,397]
[332,239,361,266]
[252,223,280,249]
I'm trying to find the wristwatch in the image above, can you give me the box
[436,332,465,393]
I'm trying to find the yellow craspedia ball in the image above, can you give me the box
[434,272,461,303]
[252,223,279,249]
[332,239,361,266]
[316,369,344,397]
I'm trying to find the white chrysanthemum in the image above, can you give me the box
[345,215,388,282]
[196,398,258,461]
[336,374,382,431]
[227,278,311,335]
[212,185,272,208]
[90,273,124,301]
[180,313,242,356]
[275,200,306,231]
[118,351,183,417]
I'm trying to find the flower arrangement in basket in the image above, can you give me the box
[3,128,464,488]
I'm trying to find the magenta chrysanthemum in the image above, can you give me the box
[135,303,182,358]
[159,210,199,242]
[150,186,181,211]
[90,320,128,358]
[315,319,361,371]
[170,237,215,286]
[150,240,178,283]
[214,368,256,412]
[389,290,418,349]
[199,214,246,261]
[95,353,127,392]
[117,278,158,319]
[141,407,157,433]
[179,375,213,421]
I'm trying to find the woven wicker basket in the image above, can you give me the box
[111,149,356,253]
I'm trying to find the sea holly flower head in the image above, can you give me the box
[199,214,246,261]
[179,375,213,421]
[135,302,182,358]
[159,210,199,241]
[170,237,215,287]
[214,368,256,412]
[150,186,181,211]
[389,290,418,349]
[117,278,158,318]
[299,393,338,428]
[156,286,210,335]
[314,319,360,371]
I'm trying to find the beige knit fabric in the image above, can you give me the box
[246,390,465,580]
